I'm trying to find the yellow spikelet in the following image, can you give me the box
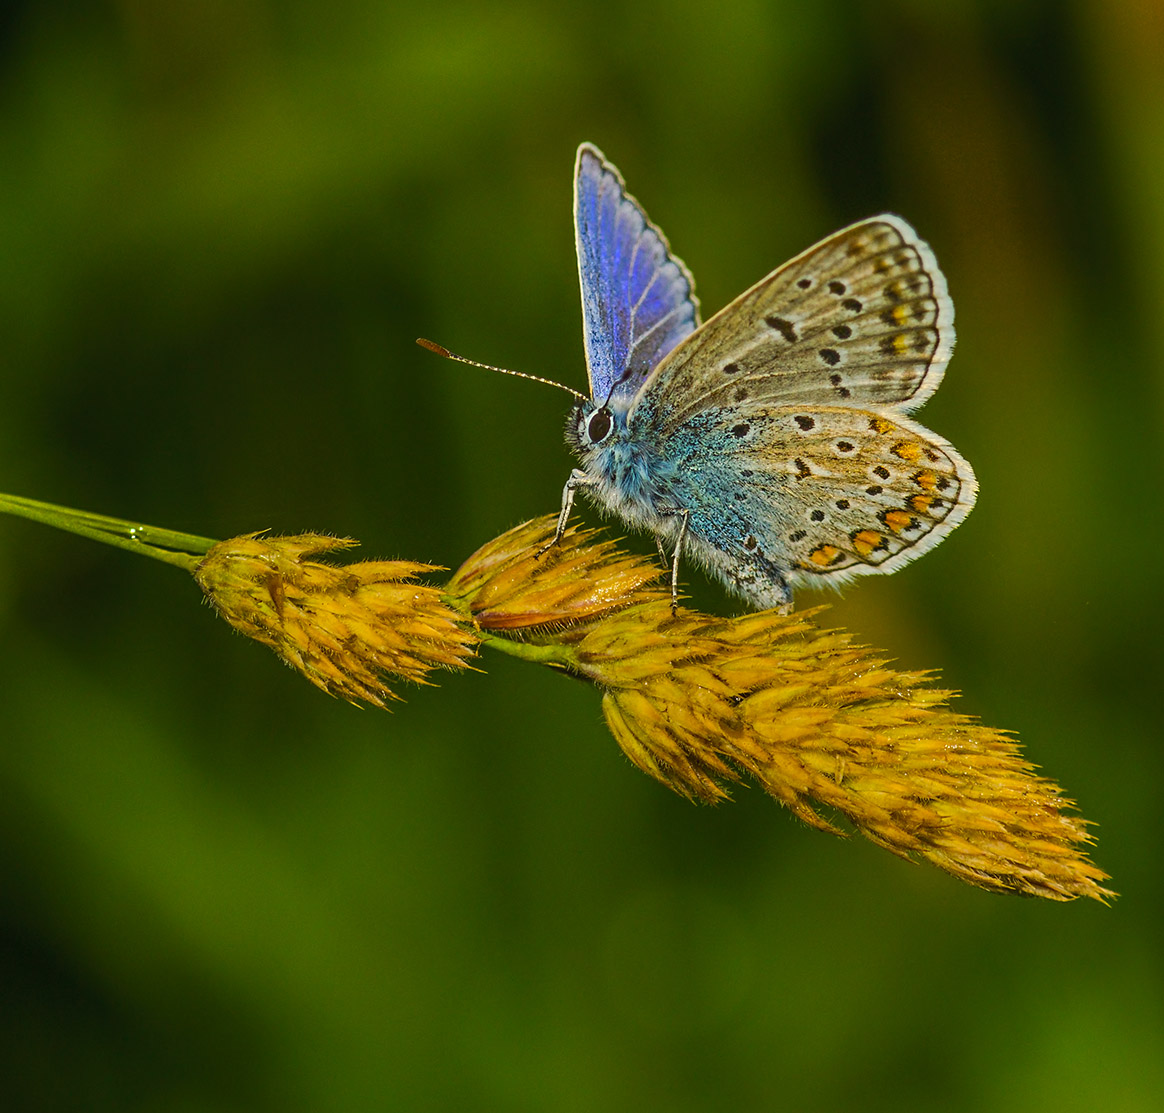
[447,518,662,633]
[196,533,477,707]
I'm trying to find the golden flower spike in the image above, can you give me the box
[0,492,1113,901]
[452,517,1114,903]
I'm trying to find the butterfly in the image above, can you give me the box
[422,143,976,612]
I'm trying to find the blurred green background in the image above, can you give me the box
[1,1,1161,1110]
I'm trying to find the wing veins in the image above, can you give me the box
[629,301,692,362]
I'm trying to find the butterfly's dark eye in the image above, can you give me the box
[588,408,612,443]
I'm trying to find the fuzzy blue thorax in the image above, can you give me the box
[566,401,685,536]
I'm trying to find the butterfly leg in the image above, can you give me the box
[656,507,689,613]
[536,469,591,558]
[670,509,690,613]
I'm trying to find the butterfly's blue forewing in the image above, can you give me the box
[574,145,700,407]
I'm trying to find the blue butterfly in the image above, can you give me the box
[422,143,976,612]
[551,142,976,611]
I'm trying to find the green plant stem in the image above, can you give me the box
[474,629,579,669]
[0,492,220,571]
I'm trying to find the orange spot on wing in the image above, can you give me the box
[883,510,912,534]
[913,469,939,492]
[891,441,922,463]
[809,545,845,567]
[869,416,896,435]
[909,494,935,515]
[852,530,885,558]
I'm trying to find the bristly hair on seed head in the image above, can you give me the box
[416,338,587,402]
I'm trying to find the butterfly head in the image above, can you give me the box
[568,351,642,452]
[567,398,616,453]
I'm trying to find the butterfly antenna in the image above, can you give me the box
[416,338,587,401]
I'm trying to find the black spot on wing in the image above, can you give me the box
[766,316,798,343]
